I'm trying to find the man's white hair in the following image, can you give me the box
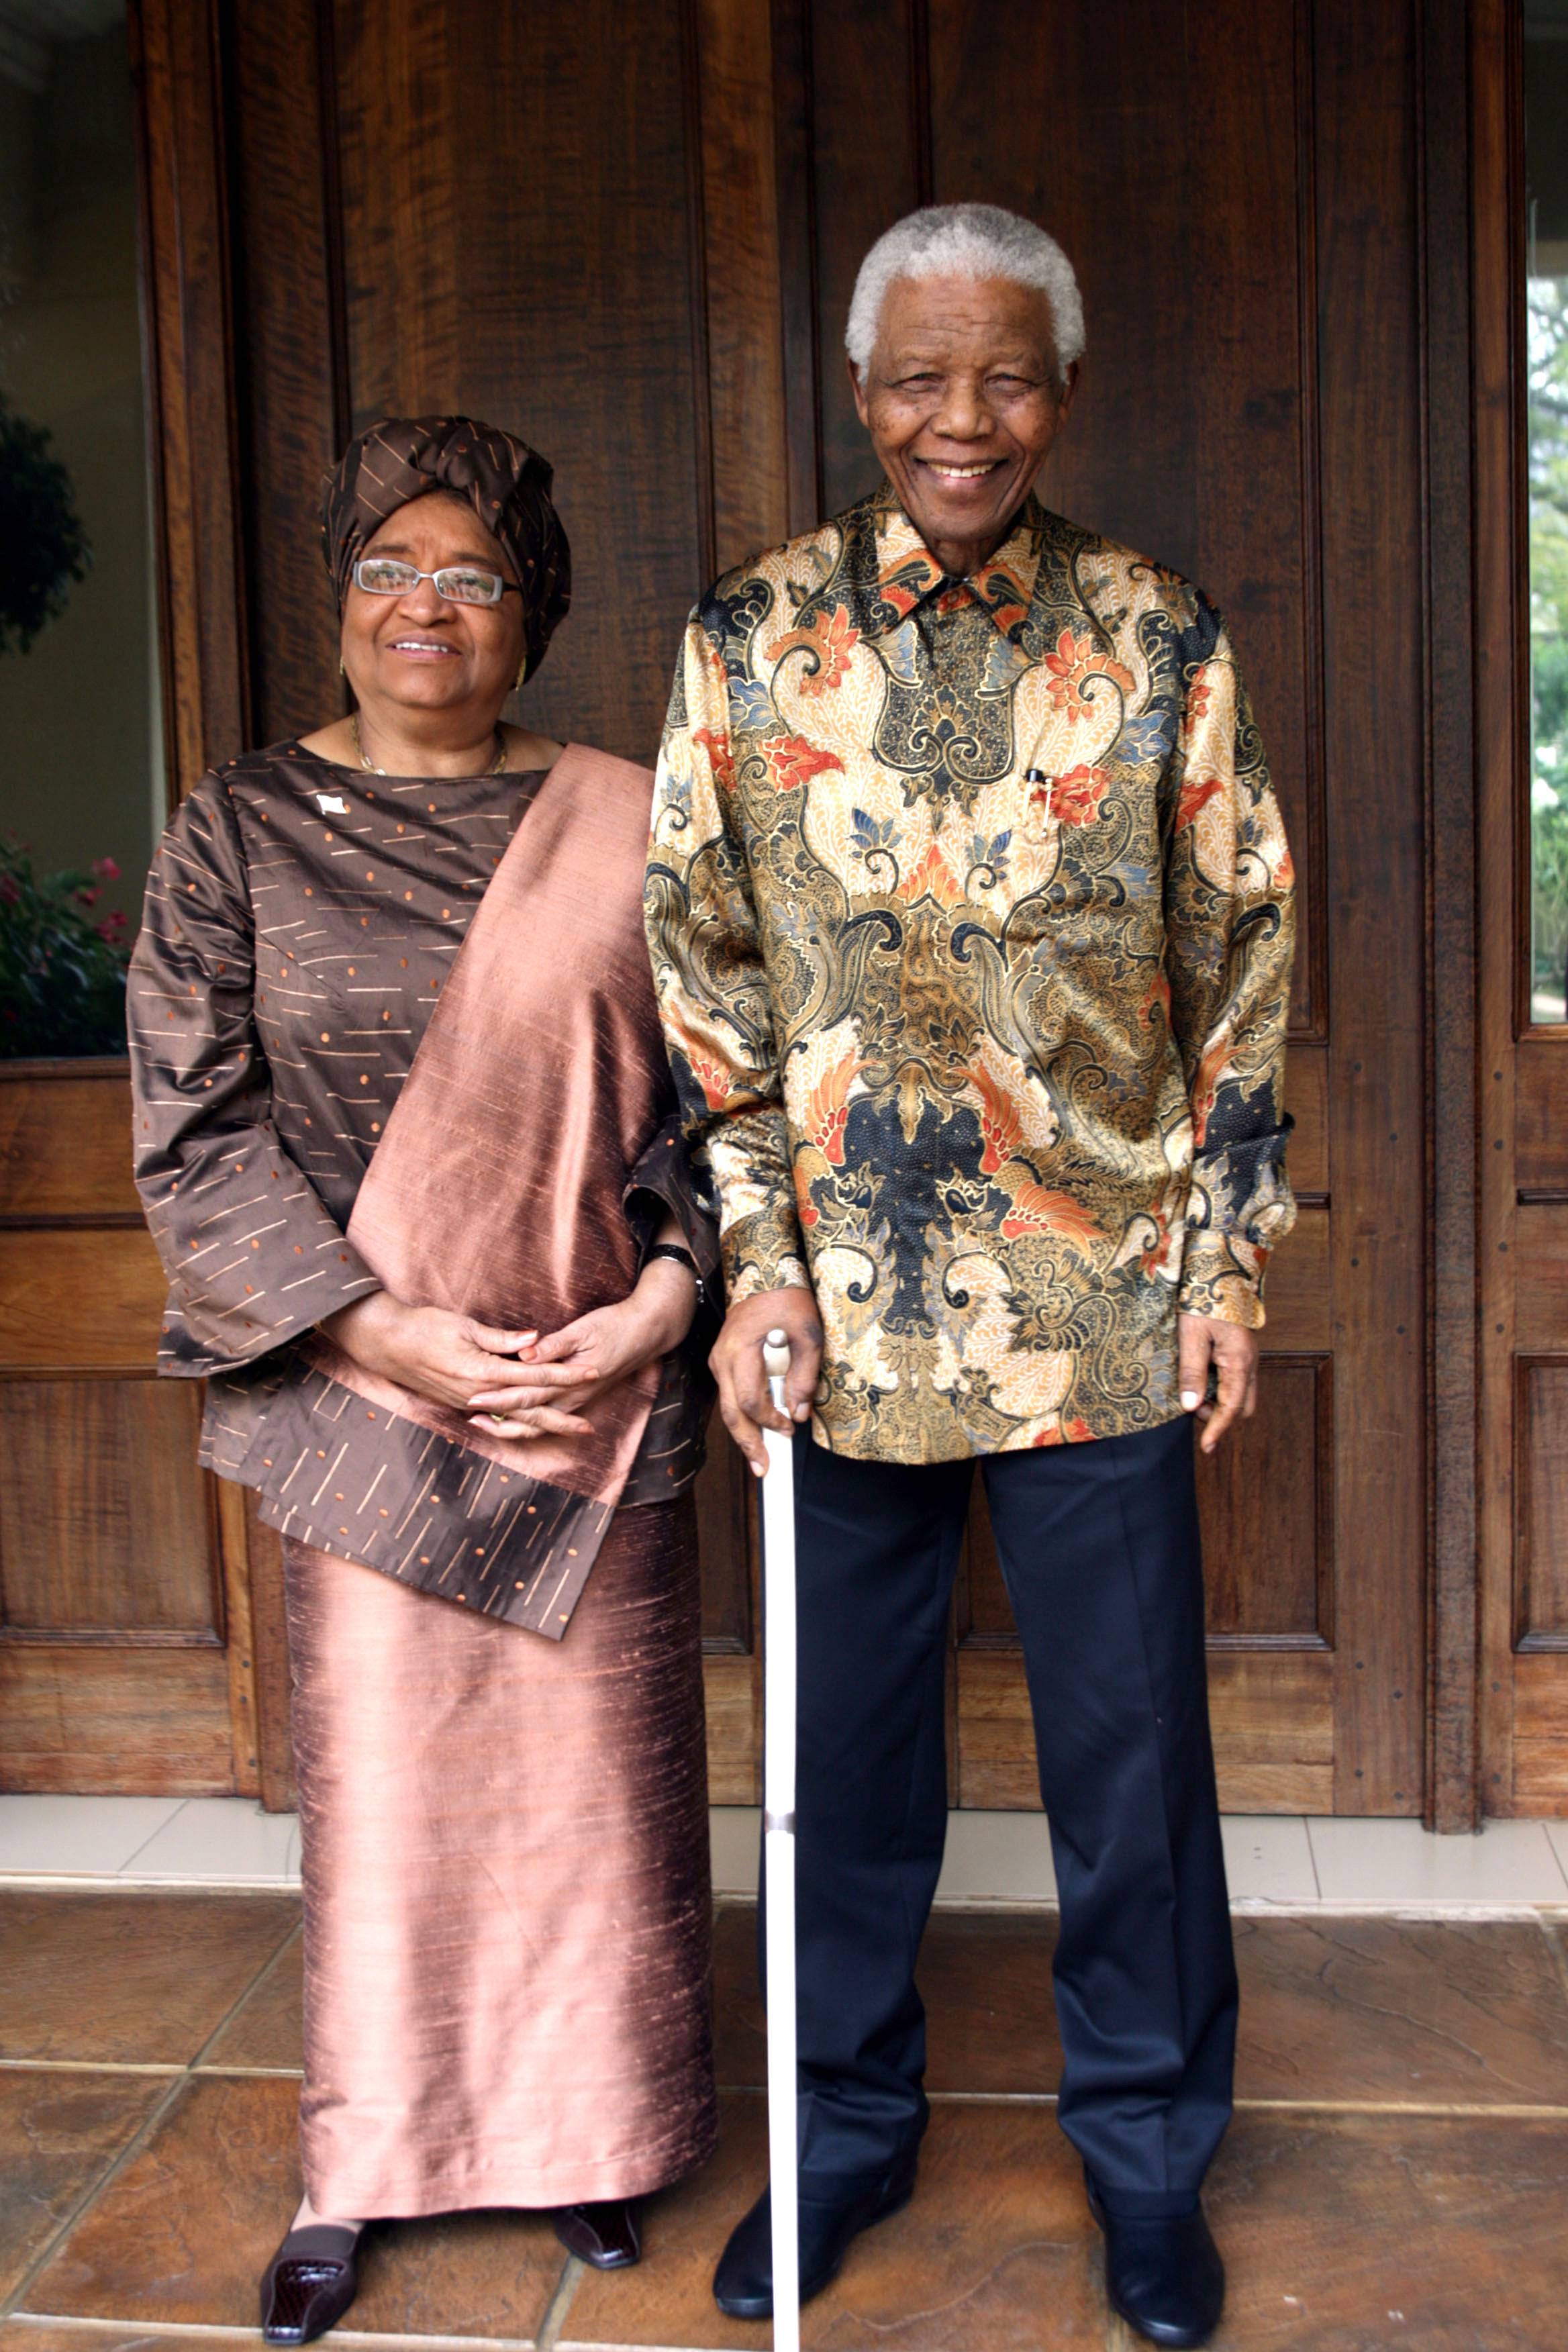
[845,202,1085,381]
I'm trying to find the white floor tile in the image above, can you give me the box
[710,1806,761,1898]
[1545,1821,1568,1890]
[1222,1814,1319,1903]
[1308,1816,1568,1906]
[121,1797,300,1884]
[936,1810,1057,1903]
[0,1794,185,1878]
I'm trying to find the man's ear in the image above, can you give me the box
[1056,359,1081,422]
[848,354,872,428]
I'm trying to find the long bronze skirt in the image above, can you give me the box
[283,1491,715,2218]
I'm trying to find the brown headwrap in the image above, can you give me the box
[321,415,571,683]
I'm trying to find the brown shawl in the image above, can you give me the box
[253,744,673,1635]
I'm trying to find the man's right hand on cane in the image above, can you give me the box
[710,1287,823,1474]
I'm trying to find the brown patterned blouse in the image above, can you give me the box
[130,746,714,1591]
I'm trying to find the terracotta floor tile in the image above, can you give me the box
[19,2075,301,2326]
[560,2092,1103,2351]
[1234,1914,1568,2107]
[200,1930,303,2072]
[714,1906,1063,2098]
[351,2206,568,2343]
[18,2072,569,2344]
[725,1906,1568,2110]
[0,1892,299,2067]
[0,2071,166,2300]
[1206,2108,1568,2347]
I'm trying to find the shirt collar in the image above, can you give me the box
[851,482,1046,639]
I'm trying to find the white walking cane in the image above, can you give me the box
[760,1327,800,2352]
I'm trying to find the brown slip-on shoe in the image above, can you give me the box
[552,2200,642,2269]
[260,2222,362,2345]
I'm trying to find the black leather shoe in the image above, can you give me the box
[260,2223,362,2345]
[553,2199,641,2269]
[713,2159,918,2319]
[1087,2182,1225,2347]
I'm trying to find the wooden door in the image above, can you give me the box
[0,0,273,1795]
[762,0,1430,1816]
[1475,0,1568,1816]
[10,0,1481,1816]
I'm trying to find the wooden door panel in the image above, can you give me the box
[0,1228,169,1372]
[0,1381,219,1636]
[0,1064,250,1796]
[1206,1650,1335,1814]
[1515,1359,1568,1652]
[0,1643,236,1794]
[1202,1359,1332,1646]
[1512,1658,1568,1810]
[0,1075,141,1222]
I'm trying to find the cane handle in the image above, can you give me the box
[763,1326,791,1381]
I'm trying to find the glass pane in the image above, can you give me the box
[0,3,160,1058]
[1527,5,1568,1022]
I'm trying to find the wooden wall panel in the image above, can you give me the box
[0,1382,219,1638]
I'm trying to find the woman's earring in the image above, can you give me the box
[514,654,528,691]
[338,656,346,677]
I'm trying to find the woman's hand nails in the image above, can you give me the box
[1180,1389,1201,1411]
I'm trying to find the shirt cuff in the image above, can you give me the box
[1178,1231,1269,1330]
[719,1204,812,1304]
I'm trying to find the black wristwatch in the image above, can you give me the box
[645,1241,706,1307]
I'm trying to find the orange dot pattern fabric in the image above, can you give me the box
[129,746,712,1611]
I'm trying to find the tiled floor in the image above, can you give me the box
[3,1890,1568,2348]
[5,1796,1568,1911]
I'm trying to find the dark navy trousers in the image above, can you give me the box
[766,1412,1236,2218]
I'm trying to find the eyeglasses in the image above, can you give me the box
[352,557,521,607]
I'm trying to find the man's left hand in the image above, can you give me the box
[1177,1312,1260,1455]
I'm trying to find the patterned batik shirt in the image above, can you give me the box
[645,485,1297,1465]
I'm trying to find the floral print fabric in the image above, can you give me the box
[646,486,1297,1463]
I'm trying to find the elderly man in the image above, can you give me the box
[646,201,1295,2349]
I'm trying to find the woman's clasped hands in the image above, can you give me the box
[320,1254,697,1442]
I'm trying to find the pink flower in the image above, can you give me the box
[77,887,100,908]
[92,856,121,881]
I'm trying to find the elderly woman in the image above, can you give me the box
[129,418,718,2342]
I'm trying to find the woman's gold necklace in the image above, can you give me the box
[350,712,507,776]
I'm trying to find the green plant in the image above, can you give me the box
[0,394,91,653]
[0,838,130,1057]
